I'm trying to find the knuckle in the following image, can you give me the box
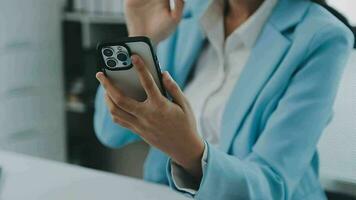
[146,82,156,92]
[148,97,165,109]
[160,105,171,116]
[169,81,178,90]
[156,99,168,109]
[114,95,124,105]
[136,63,144,71]
[170,85,179,94]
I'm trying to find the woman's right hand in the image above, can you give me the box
[124,0,185,45]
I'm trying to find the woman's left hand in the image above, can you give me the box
[96,55,204,180]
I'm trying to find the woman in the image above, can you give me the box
[94,0,354,199]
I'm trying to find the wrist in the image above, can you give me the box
[173,137,205,180]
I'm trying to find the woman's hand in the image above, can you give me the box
[124,0,184,45]
[96,55,204,180]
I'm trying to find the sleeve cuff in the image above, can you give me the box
[169,142,209,195]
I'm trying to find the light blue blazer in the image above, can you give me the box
[94,0,354,199]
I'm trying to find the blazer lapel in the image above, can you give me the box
[173,19,206,87]
[170,0,213,87]
[220,25,290,152]
[219,0,311,152]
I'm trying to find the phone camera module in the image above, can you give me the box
[103,48,114,57]
[117,53,128,62]
[106,59,117,68]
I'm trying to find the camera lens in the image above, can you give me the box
[117,53,128,62]
[106,59,117,68]
[103,48,114,57]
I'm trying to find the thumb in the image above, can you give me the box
[162,71,187,108]
[171,0,184,23]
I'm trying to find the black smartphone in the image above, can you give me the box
[97,36,167,102]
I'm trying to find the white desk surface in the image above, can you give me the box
[0,151,190,200]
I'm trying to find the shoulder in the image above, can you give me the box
[296,2,354,51]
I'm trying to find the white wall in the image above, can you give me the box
[0,0,66,161]
[318,50,356,196]
[327,0,356,25]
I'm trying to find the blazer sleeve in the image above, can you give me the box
[94,86,141,148]
[167,24,354,199]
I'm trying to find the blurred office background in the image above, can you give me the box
[0,0,355,199]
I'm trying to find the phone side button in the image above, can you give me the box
[155,56,162,69]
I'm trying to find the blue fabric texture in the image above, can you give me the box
[94,0,354,199]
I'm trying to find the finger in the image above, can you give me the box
[162,71,187,108]
[171,0,184,23]
[105,94,138,126]
[131,55,161,98]
[97,72,141,115]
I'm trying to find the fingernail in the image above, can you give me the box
[96,72,103,81]
[166,72,173,80]
[131,55,138,64]
[163,72,173,83]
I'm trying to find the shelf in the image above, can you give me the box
[63,12,126,49]
[63,12,126,24]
